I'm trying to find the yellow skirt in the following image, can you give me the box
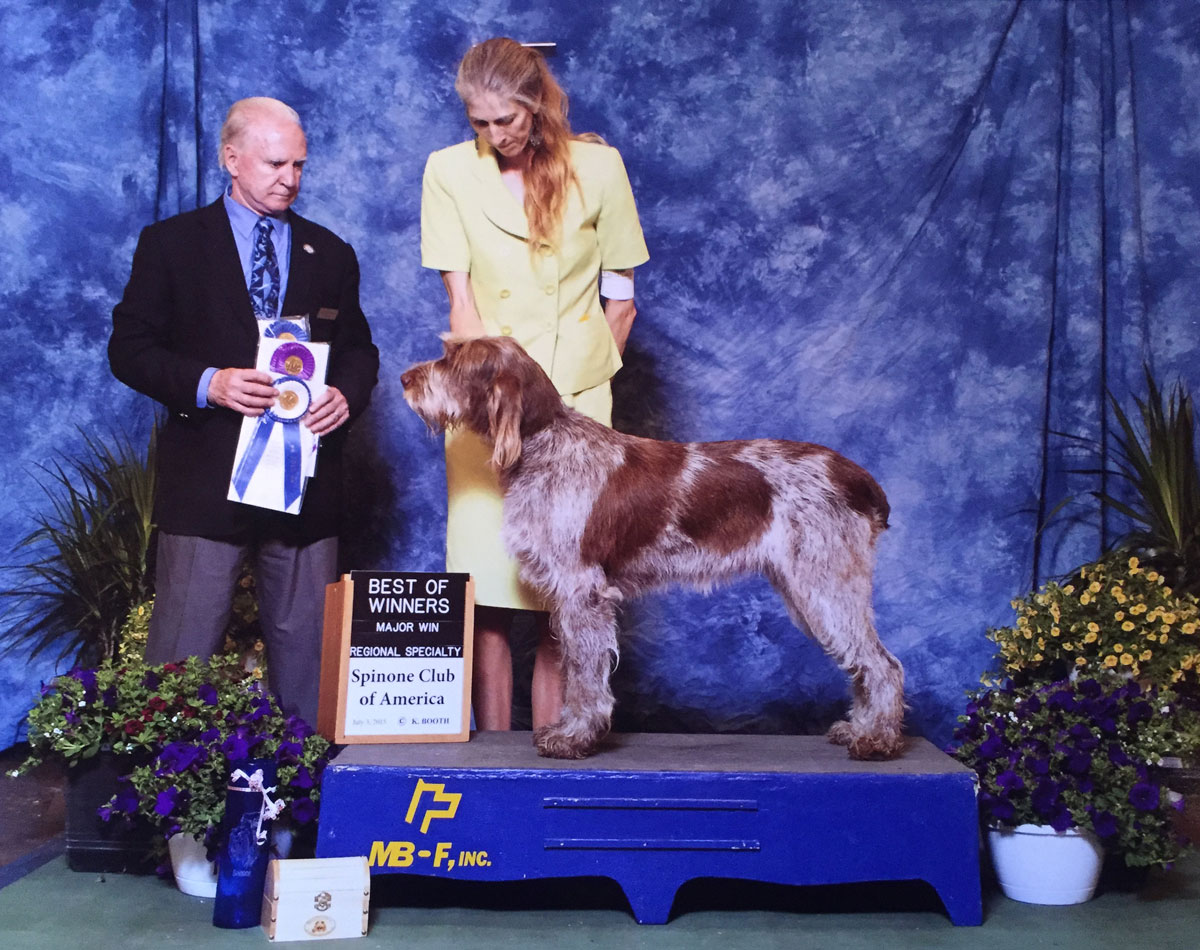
[445,382,613,610]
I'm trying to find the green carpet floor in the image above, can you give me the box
[0,851,1197,950]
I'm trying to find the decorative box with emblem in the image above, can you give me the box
[261,856,369,941]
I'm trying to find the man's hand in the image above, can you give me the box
[208,368,278,416]
[304,386,351,435]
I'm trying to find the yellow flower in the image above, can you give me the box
[1076,656,1088,667]
[1115,611,1126,621]
[1104,655,1119,668]
[252,667,264,680]
[1131,603,1148,615]
[1181,655,1197,671]
[1114,643,1124,653]
[1140,650,1153,661]
[1128,556,1140,569]
[1147,570,1160,582]
[1183,622,1197,635]
[1063,642,1076,651]
[1033,653,1044,662]
[1122,621,1135,632]
[1084,631,1099,644]
[1037,638,1046,650]
[1023,629,1033,640]
[1147,633,1159,643]
[1163,612,1178,625]
[1050,626,1061,638]
[1080,593,1092,605]
[1063,585,1075,595]
[1120,653,1134,666]
[1087,622,1100,633]
[1088,581,1102,593]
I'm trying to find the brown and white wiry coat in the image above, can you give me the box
[401,336,906,761]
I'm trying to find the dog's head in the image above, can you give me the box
[401,336,565,472]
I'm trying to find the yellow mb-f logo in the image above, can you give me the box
[404,779,461,834]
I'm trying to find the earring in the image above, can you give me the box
[529,119,543,149]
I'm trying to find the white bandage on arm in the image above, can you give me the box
[600,270,635,300]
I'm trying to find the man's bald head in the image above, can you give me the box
[219,97,303,171]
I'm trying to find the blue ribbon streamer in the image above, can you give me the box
[230,376,311,508]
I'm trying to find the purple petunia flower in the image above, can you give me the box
[289,765,314,789]
[977,731,1004,760]
[154,787,181,817]
[221,734,250,761]
[290,798,317,824]
[1129,782,1160,812]
[1023,755,1050,776]
[1108,744,1132,767]
[996,770,1025,792]
[1049,807,1075,833]
[1065,751,1092,775]
[158,741,206,773]
[1031,779,1062,817]
[1126,701,1153,726]
[1091,810,1119,837]
[142,671,161,691]
[197,683,218,706]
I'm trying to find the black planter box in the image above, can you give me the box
[65,751,156,873]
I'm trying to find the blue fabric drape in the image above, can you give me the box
[1,0,1198,748]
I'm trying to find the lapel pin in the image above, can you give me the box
[303,244,315,254]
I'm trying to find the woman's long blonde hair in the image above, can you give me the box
[456,38,580,250]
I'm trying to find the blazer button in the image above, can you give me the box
[500,325,513,336]
[544,285,555,295]
[540,245,553,257]
[499,289,511,299]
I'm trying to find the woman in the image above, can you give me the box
[420,37,649,732]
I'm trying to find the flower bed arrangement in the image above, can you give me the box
[12,654,330,854]
[952,674,1200,868]
[989,554,1200,692]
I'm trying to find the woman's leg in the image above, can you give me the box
[472,605,515,730]
[530,612,564,729]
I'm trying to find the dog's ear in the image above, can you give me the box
[487,372,524,472]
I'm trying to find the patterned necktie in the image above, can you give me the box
[249,217,280,320]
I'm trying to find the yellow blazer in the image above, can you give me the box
[421,138,649,394]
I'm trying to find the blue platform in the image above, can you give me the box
[315,731,982,925]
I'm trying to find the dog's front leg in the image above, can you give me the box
[534,584,618,759]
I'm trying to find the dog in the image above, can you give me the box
[401,336,905,761]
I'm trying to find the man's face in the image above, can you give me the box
[225,113,307,216]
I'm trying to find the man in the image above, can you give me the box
[109,97,378,724]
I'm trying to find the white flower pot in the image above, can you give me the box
[988,824,1104,905]
[168,832,218,899]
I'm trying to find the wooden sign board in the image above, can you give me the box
[318,571,473,744]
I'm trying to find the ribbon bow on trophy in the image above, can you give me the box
[228,767,286,846]
[230,341,316,509]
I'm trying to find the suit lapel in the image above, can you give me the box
[473,140,529,240]
[282,212,314,317]
[198,199,258,346]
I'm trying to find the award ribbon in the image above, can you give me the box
[231,343,316,508]
[262,317,310,341]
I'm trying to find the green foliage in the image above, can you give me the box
[1,428,156,665]
[1098,369,1200,595]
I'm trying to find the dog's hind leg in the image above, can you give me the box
[534,579,619,759]
[767,559,905,760]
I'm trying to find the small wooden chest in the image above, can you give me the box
[261,856,369,941]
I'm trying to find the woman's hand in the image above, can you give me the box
[603,297,637,355]
[441,271,487,337]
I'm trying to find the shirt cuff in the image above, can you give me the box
[600,270,635,300]
[197,367,218,408]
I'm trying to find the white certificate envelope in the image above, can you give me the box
[227,339,329,514]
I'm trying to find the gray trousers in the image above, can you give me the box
[144,532,338,725]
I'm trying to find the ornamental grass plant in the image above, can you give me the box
[952,675,1200,868]
[11,654,330,855]
[989,553,1200,694]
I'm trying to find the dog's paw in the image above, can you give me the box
[826,720,855,746]
[533,724,595,759]
[846,731,906,761]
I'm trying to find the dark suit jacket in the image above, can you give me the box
[109,198,379,541]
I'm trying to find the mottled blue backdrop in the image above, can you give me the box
[3,1,1199,749]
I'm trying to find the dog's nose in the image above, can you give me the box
[400,370,414,390]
